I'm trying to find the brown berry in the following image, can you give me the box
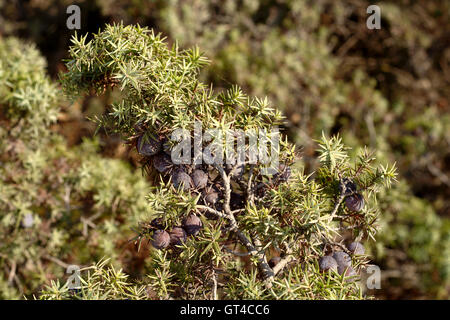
[153,153,172,173]
[333,251,351,271]
[151,230,170,249]
[182,214,202,236]
[169,227,187,246]
[172,169,192,191]
[319,256,338,272]
[347,242,365,255]
[340,266,358,282]
[137,134,161,156]
[204,188,219,206]
[191,169,208,189]
[345,193,365,212]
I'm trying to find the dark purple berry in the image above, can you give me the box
[172,169,192,191]
[151,230,170,249]
[345,266,357,277]
[332,251,351,269]
[319,256,338,272]
[340,266,358,281]
[345,193,365,212]
[337,264,349,275]
[191,169,208,189]
[268,257,281,268]
[182,214,202,236]
[153,153,172,173]
[137,134,161,156]
[169,227,187,246]
[347,242,365,255]
[204,188,220,206]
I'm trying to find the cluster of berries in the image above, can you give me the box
[318,241,365,281]
[150,214,203,249]
[136,131,292,249]
[136,133,241,212]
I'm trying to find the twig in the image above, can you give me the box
[272,255,295,276]
[215,164,232,215]
[81,211,103,237]
[4,263,23,295]
[365,112,377,149]
[8,261,16,284]
[211,269,218,300]
[196,205,228,219]
[323,238,352,256]
[427,162,450,187]
[329,193,345,222]
[63,185,72,214]
[247,164,256,205]
[42,255,72,269]
[253,236,276,286]
[214,163,275,287]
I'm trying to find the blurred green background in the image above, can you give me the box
[0,0,449,299]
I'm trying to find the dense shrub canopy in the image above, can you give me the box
[50,24,396,300]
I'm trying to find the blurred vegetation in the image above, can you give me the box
[0,0,449,299]
[0,37,152,298]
